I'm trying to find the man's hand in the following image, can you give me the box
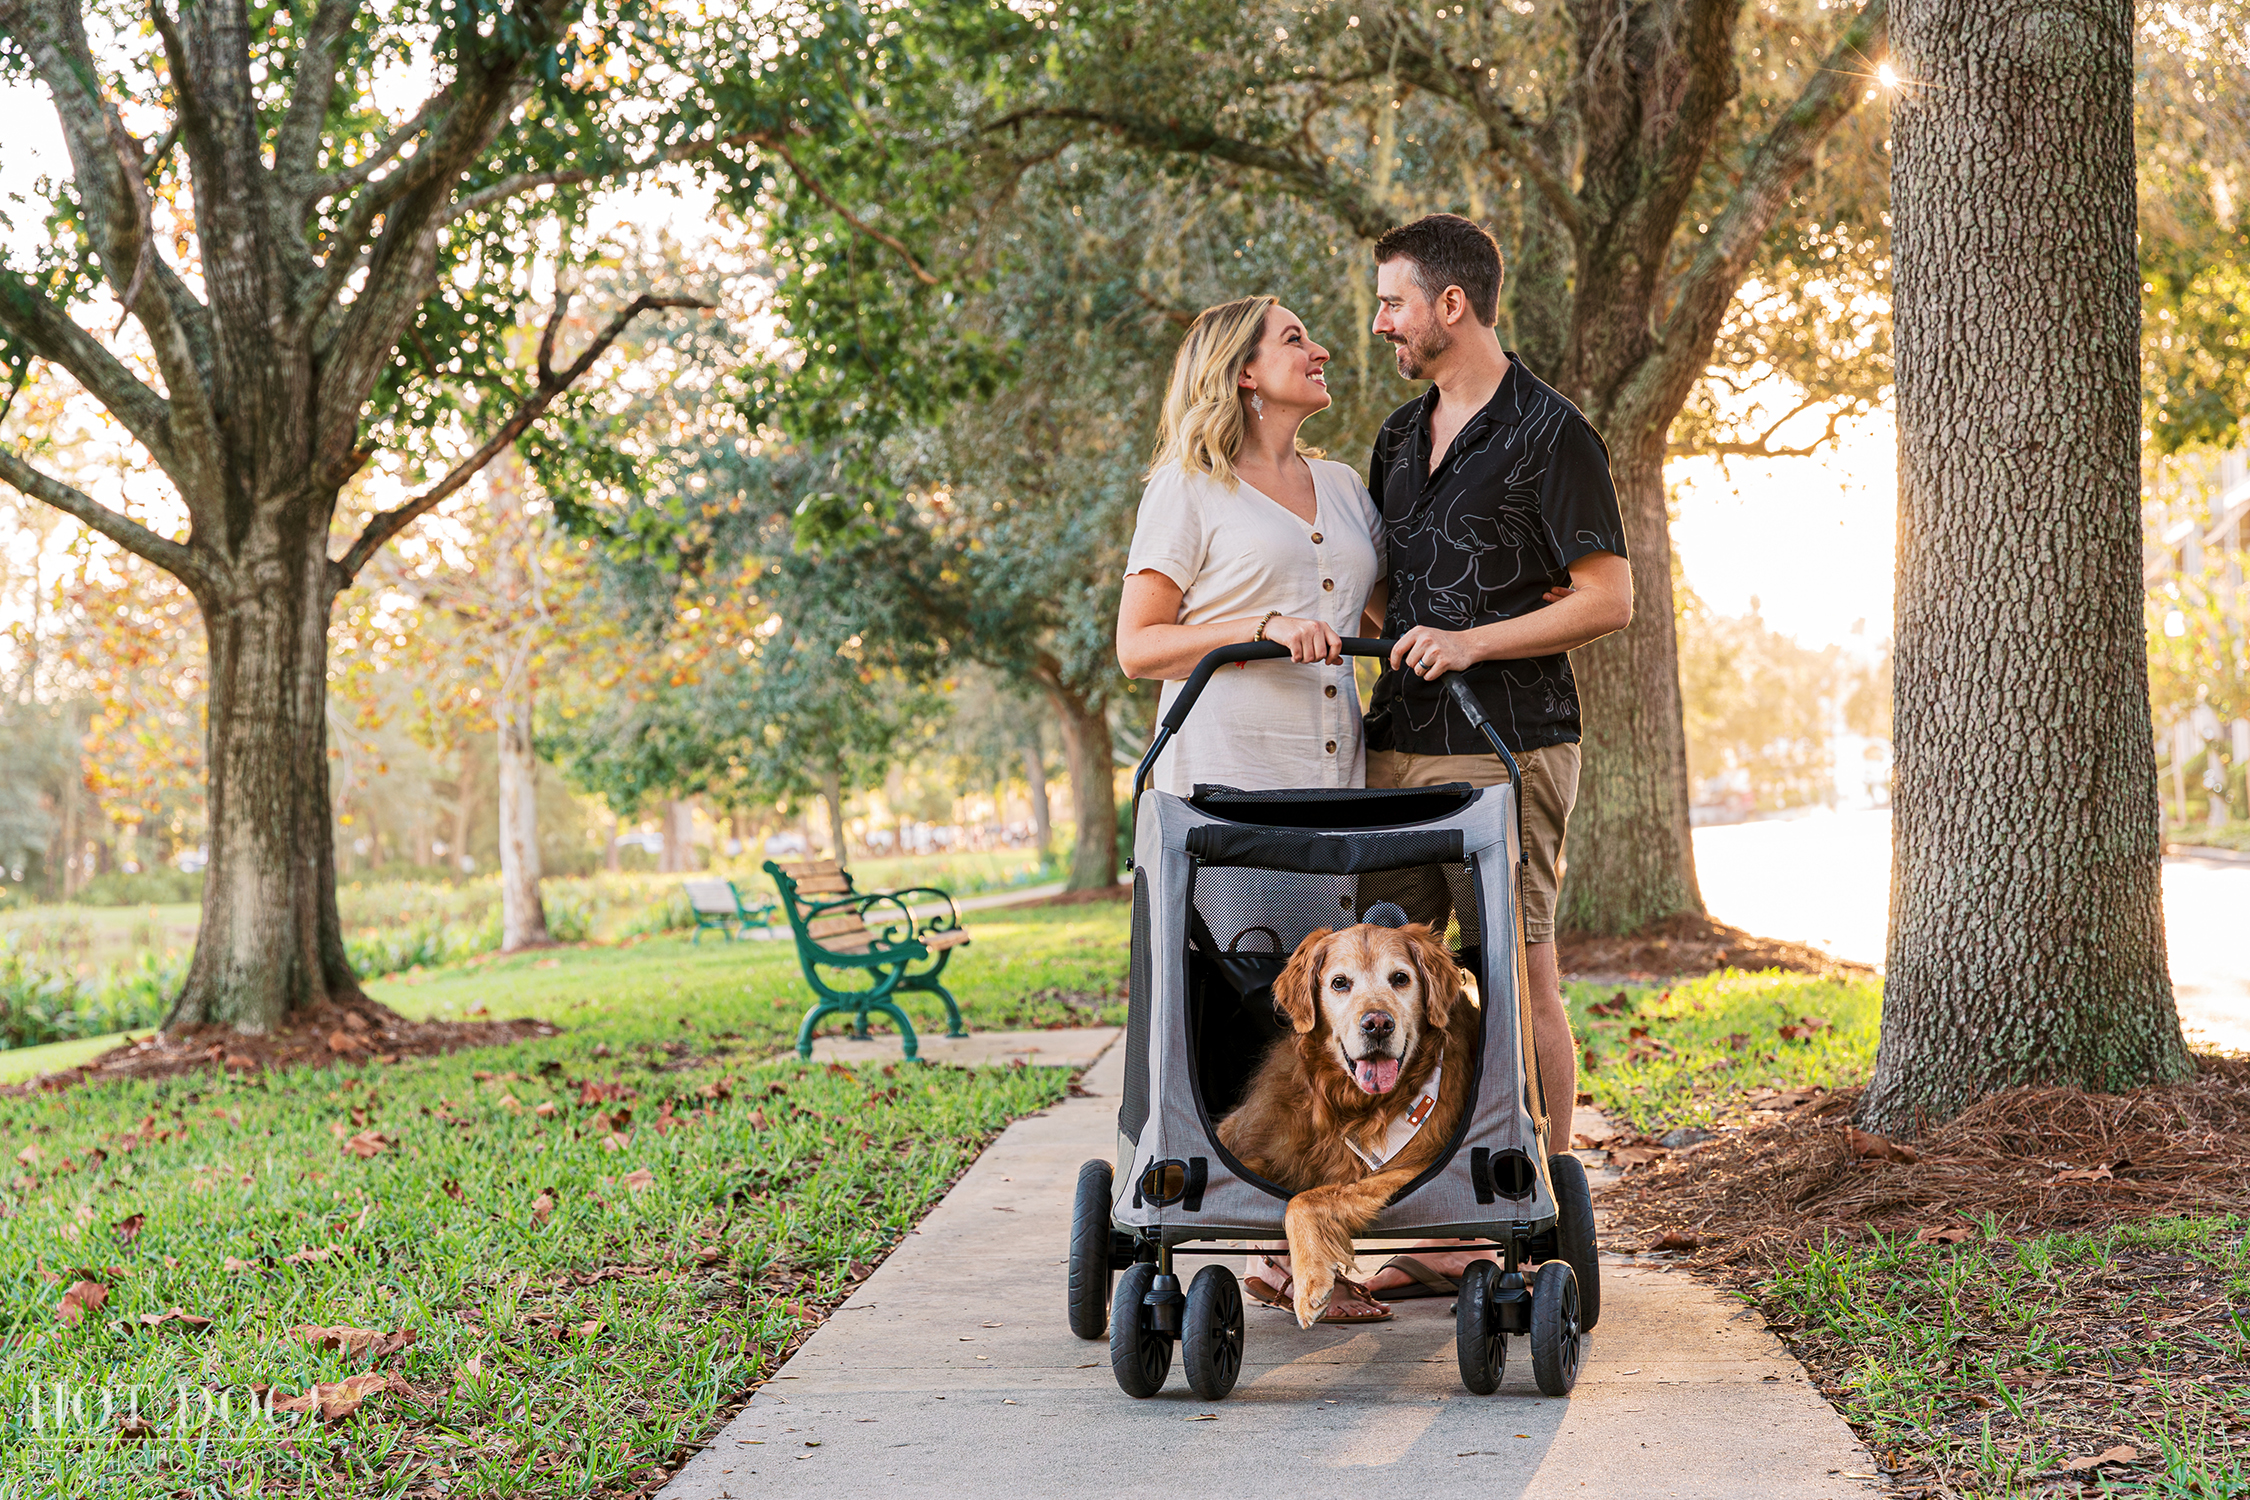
[1390,626,1476,681]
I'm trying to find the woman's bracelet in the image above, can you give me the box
[1251,610,1279,643]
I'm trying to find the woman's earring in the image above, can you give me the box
[1250,392,1265,419]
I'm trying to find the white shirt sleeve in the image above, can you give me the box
[1124,464,1207,593]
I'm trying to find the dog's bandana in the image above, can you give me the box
[1344,1050,1443,1173]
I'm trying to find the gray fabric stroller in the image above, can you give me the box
[1066,639,1598,1401]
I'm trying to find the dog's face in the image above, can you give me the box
[1275,923,1461,1096]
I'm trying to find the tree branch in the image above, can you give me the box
[335,291,714,583]
[981,106,1393,241]
[752,132,941,286]
[1645,0,1890,412]
[0,445,207,587]
[0,271,177,467]
[273,0,364,195]
[1669,394,1853,459]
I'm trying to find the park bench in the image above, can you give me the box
[765,858,971,1061]
[682,879,777,943]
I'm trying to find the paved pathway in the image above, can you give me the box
[662,1038,1876,1499]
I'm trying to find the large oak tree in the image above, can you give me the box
[0,0,781,1030]
[1861,0,2189,1130]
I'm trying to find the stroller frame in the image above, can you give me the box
[1068,639,1598,1401]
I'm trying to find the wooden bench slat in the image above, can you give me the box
[806,914,870,941]
[793,874,852,894]
[777,859,843,878]
[919,929,972,952]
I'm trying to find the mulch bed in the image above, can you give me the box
[1596,1055,2250,1497]
[1,997,560,1097]
[1601,1054,2250,1266]
[1560,911,1874,981]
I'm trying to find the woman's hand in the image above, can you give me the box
[1390,626,1476,681]
[1262,614,1343,665]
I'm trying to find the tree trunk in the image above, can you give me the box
[450,751,480,876]
[496,659,550,950]
[1860,0,2189,1132]
[820,762,849,864]
[659,800,694,873]
[1022,732,1052,865]
[1554,442,1704,934]
[1041,678,1116,892]
[168,526,365,1031]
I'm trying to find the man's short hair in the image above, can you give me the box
[1373,214,1505,326]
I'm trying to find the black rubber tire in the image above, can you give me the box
[1455,1259,1506,1395]
[1548,1151,1601,1330]
[1068,1159,1114,1340]
[1110,1262,1172,1398]
[1182,1265,1246,1400]
[1530,1260,1584,1397]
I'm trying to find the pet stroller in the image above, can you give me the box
[1067,639,1598,1402]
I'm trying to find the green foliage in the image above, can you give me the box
[1566,971,1883,1134]
[0,944,178,1050]
[71,868,206,907]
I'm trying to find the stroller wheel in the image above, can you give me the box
[1548,1151,1601,1330]
[1068,1160,1114,1340]
[1530,1260,1584,1397]
[1182,1266,1245,1400]
[1110,1263,1173,1398]
[1455,1260,1506,1395]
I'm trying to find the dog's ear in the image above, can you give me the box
[1273,928,1332,1035]
[1403,922,1463,1032]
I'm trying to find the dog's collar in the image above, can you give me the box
[1344,1045,1443,1173]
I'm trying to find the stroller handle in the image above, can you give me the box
[1128,639,1525,870]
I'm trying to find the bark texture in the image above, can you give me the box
[819,763,849,863]
[495,673,549,950]
[1860,0,2190,1132]
[1042,677,1119,891]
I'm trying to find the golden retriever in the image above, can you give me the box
[1216,921,1475,1328]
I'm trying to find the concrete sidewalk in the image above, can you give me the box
[662,1037,1877,1499]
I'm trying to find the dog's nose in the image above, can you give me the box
[1359,1011,1395,1040]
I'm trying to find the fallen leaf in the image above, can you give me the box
[2062,1445,2138,1472]
[1845,1127,1919,1165]
[746,1108,767,1130]
[291,1324,414,1356]
[533,1101,557,1118]
[1570,1132,1617,1150]
[2052,1166,2114,1184]
[695,1243,724,1265]
[1609,1146,1667,1169]
[55,1280,108,1327]
[1916,1224,1976,1245]
[15,1145,40,1166]
[458,1352,485,1382]
[112,1213,145,1243]
[223,1255,255,1273]
[341,1130,388,1159]
[622,1168,656,1192]
[326,1031,366,1056]
[282,1245,347,1265]
[530,1192,554,1228]
[272,1371,392,1422]
[1185,1412,1218,1421]
[128,1307,214,1333]
[1645,1229,1701,1253]
[599,1133,628,1153]
[116,1413,155,1440]
[441,1180,464,1202]
[499,1095,523,1113]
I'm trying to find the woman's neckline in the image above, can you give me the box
[1231,456,1320,528]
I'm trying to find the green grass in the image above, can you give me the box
[0,1031,156,1083]
[1565,969,1883,1134]
[1762,1217,2250,1496]
[0,900,1125,1497]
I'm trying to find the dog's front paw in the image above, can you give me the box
[1293,1264,1334,1329]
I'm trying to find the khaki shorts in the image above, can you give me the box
[1366,743,1580,944]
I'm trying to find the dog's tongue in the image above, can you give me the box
[1353,1057,1401,1095]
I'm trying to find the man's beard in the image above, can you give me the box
[1389,320,1453,380]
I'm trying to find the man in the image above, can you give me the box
[1357,213,1634,1301]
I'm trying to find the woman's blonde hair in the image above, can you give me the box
[1148,295,1320,485]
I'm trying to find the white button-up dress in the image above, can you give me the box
[1126,459,1386,797]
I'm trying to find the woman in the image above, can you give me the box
[1116,296,1386,796]
[1116,295,1392,1323]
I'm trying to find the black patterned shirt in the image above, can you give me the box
[1365,355,1628,756]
